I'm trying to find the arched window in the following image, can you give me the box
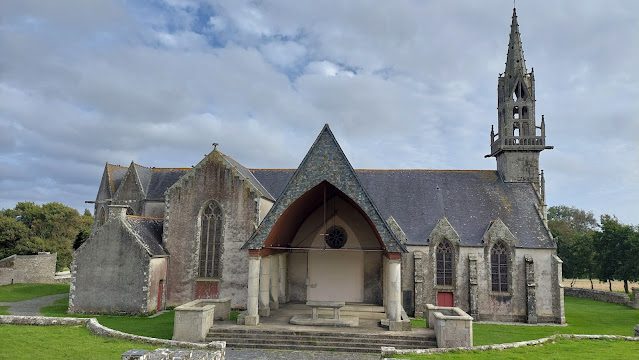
[96,207,107,226]
[436,241,454,286]
[491,242,509,292]
[199,201,223,278]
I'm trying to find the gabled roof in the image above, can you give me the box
[221,154,274,201]
[105,164,128,195]
[126,216,167,256]
[243,124,405,252]
[251,168,554,249]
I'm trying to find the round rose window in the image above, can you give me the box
[325,226,347,249]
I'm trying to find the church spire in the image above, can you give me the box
[487,6,552,183]
[505,7,527,76]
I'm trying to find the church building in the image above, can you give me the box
[69,8,565,326]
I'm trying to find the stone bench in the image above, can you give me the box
[289,301,358,327]
[306,301,345,320]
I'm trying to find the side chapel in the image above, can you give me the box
[69,8,565,325]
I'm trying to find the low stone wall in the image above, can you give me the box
[0,315,225,355]
[122,348,223,360]
[0,253,57,285]
[564,287,630,306]
[381,333,639,359]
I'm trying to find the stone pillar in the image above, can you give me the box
[270,254,279,310]
[525,255,537,324]
[383,256,389,315]
[632,288,639,309]
[259,256,270,317]
[388,257,402,322]
[278,253,287,304]
[413,251,425,317]
[245,255,260,326]
[468,254,478,319]
[552,255,565,324]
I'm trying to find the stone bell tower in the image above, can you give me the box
[487,7,552,183]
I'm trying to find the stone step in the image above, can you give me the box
[215,340,437,353]
[206,326,437,353]
[207,327,433,341]
[206,332,434,346]
[284,303,385,313]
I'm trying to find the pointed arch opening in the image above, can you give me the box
[436,241,454,286]
[491,242,509,292]
[198,200,224,279]
[262,181,386,252]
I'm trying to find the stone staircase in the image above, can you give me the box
[206,327,437,353]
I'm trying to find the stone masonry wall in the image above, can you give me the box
[564,287,631,306]
[70,220,150,314]
[0,253,56,285]
[164,151,261,308]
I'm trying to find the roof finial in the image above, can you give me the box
[212,143,219,150]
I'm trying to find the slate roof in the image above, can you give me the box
[126,216,167,256]
[221,154,274,201]
[106,164,128,195]
[126,164,189,200]
[250,169,554,249]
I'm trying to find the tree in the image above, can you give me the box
[548,205,598,286]
[0,216,30,260]
[595,215,638,293]
[0,202,94,270]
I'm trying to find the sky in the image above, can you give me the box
[0,1,637,224]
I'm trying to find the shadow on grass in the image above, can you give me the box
[41,296,174,340]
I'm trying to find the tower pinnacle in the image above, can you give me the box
[486,7,553,183]
[505,7,527,77]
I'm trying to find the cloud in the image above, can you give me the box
[0,0,638,224]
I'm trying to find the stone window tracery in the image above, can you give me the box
[436,241,453,286]
[491,242,509,292]
[199,201,223,278]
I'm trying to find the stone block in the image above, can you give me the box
[388,320,411,331]
[427,304,473,348]
[173,300,216,343]
[244,315,259,326]
[632,288,639,309]
[204,297,231,320]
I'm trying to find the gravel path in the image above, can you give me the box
[0,293,67,315]
[225,348,378,360]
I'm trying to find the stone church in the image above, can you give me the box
[69,8,565,326]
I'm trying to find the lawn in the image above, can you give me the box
[0,306,9,315]
[473,296,639,345]
[0,283,70,302]
[41,296,175,339]
[0,324,156,360]
[412,296,639,345]
[391,339,639,359]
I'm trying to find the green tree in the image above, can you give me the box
[0,202,94,270]
[548,205,598,286]
[0,216,30,260]
[595,215,637,293]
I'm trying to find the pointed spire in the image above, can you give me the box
[505,7,527,76]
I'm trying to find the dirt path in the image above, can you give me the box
[0,293,67,316]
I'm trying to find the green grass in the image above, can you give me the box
[473,296,639,345]
[410,317,426,328]
[0,324,156,360]
[391,339,639,359]
[0,283,70,302]
[41,296,174,339]
[0,306,9,315]
[229,309,240,322]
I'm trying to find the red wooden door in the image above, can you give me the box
[156,280,164,312]
[437,292,454,307]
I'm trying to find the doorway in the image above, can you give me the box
[436,291,454,307]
